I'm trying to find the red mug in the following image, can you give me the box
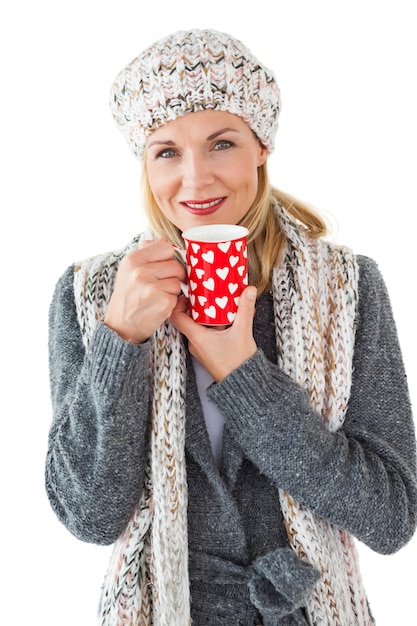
[181,224,249,325]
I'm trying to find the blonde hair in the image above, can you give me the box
[141,159,328,294]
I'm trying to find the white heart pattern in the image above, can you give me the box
[202,277,215,291]
[187,238,247,323]
[202,250,214,263]
[215,296,228,309]
[216,267,229,280]
[204,305,216,319]
[217,241,231,253]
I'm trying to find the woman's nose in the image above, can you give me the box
[181,152,215,189]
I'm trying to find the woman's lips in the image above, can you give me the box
[181,197,226,215]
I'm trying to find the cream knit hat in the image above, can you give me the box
[109,29,281,159]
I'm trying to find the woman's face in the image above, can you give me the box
[145,109,267,232]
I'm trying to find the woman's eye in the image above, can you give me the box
[157,148,178,158]
[214,140,233,151]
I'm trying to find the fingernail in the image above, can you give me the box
[173,245,187,262]
[246,286,257,300]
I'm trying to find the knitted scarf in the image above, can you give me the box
[73,201,374,626]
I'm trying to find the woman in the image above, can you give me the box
[45,29,417,625]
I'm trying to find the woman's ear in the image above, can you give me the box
[257,142,268,167]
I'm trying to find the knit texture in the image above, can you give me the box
[109,29,281,159]
[272,214,371,624]
[73,201,373,625]
[74,235,190,625]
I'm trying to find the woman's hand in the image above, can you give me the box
[104,239,187,344]
[170,286,258,381]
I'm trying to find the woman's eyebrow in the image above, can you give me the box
[147,128,238,148]
[207,128,238,140]
[147,139,175,148]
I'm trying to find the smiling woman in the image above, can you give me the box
[145,110,267,231]
[44,27,417,626]
[141,114,327,295]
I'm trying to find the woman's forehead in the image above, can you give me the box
[147,109,251,144]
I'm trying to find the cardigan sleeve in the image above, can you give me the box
[45,265,152,545]
[207,256,417,554]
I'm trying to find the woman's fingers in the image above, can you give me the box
[103,239,186,343]
[170,287,257,381]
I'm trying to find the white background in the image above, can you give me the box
[1,1,416,624]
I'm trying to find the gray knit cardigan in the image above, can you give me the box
[45,250,417,625]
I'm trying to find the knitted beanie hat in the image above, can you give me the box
[109,28,281,159]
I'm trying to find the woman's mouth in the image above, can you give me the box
[181,197,226,215]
